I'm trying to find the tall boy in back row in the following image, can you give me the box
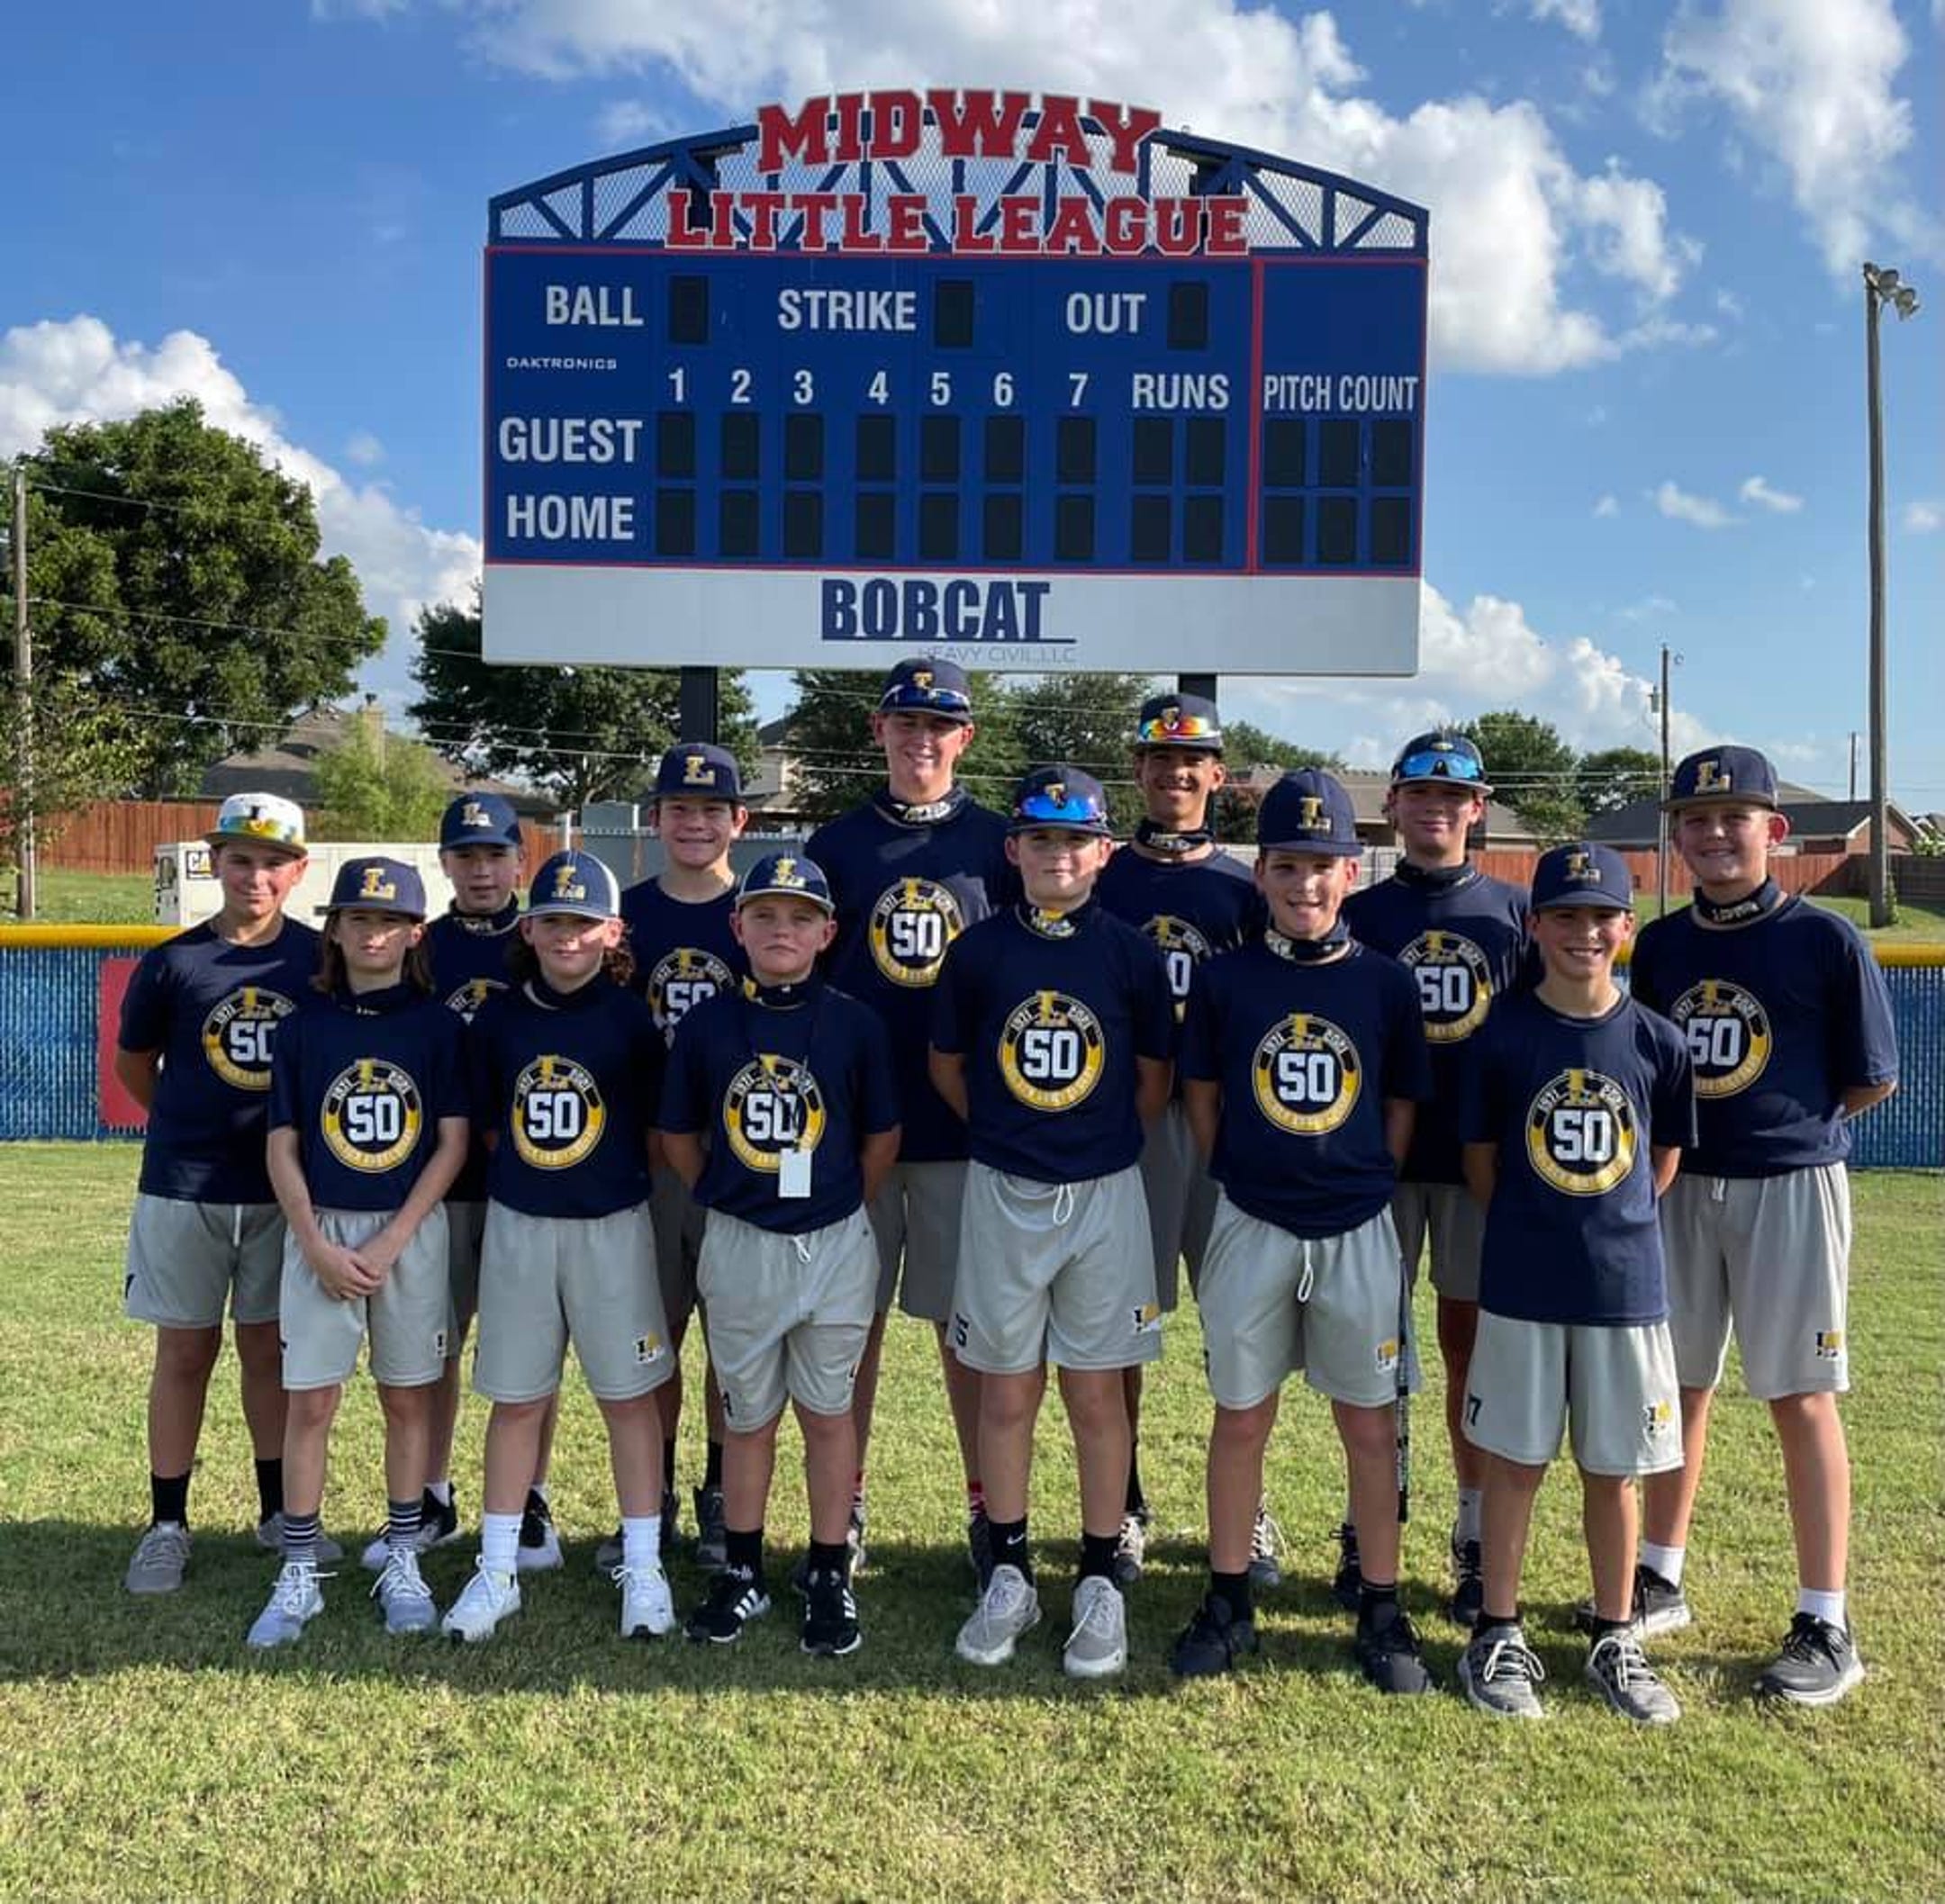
[1630,746,1897,1705]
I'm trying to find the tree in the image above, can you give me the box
[15,400,384,797]
[1576,745,1665,817]
[1003,672,1157,834]
[1219,719,1343,774]
[311,709,454,842]
[408,596,756,809]
[1,673,142,904]
[1459,709,1585,841]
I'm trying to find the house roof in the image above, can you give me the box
[1228,766,1537,844]
[1586,785,1919,848]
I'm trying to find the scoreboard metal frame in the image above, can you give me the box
[484,96,1429,675]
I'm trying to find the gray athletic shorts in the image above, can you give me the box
[650,1162,708,1328]
[698,1206,878,1430]
[446,1198,487,1347]
[472,1201,674,1405]
[949,1161,1162,1376]
[1198,1196,1416,1410]
[279,1205,450,1392]
[1463,1311,1683,1477]
[123,1194,285,1330]
[1391,1180,1485,1304]
[867,1160,967,1322]
[1138,1100,1219,1313]
[1660,1165,1853,1400]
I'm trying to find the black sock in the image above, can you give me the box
[254,1457,283,1522]
[807,1539,849,1578]
[1477,1606,1520,1635]
[1588,1615,1632,1641]
[1078,1530,1119,1584]
[726,1526,764,1580]
[704,1439,724,1489]
[1125,1445,1145,1517]
[1360,1579,1399,1618]
[991,1516,1031,1583]
[662,1440,677,1494]
[1211,1569,1253,1623]
[150,1471,190,1528]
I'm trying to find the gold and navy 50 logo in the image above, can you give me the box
[1525,1068,1637,1196]
[1144,914,1212,1022]
[445,976,507,1023]
[1251,1013,1362,1135]
[512,1055,605,1169]
[201,987,298,1091]
[998,990,1105,1111]
[868,878,966,988]
[723,1054,828,1172]
[1669,979,1771,1097]
[648,947,734,1036]
[1400,931,1493,1042]
[321,1058,423,1173]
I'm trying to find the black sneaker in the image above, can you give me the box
[516,1488,562,1573]
[968,1509,995,1593]
[1754,1613,1864,1707]
[692,1484,728,1571]
[593,1526,622,1575]
[1353,1599,1435,1695]
[1168,1592,1260,1680]
[1447,1533,1484,1628]
[685,1566,771,1645]
[801,1566,863,1657]
[1572,1563,1691,1638]
[1332,1522,1362,1611]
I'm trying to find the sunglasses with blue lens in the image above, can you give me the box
[1017,792,1106,827]
[1394,746,1486,785]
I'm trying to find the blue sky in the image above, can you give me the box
[5,0,1940,808]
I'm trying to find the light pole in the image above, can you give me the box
[1862,260,1919,928]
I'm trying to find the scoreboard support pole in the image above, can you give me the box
[1178,673,1218,704]
[679,665,720,744]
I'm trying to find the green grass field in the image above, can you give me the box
[0,1149,1939,1901]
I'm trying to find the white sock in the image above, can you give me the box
[481,1511,521,1577]
[1641,1541,1685,1587]
[1797,1586,1847,1629]
[620,1515,662,1572]
[1455,1489,1482,1544]
[426,1479,453,1507]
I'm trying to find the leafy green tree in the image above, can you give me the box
[1576,745,1665,817]
[14,400,384,796]
[1003,672,1155,834]
[409,596,755,809]
[1219,719,1343,774]
[1460,709,1585,841]
[0,673,142,910]
[311,711,454,842]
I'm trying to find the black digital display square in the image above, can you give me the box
[1186,417,1226,486]
[984,415,1025,483]
[1184,494,1224,563]
[656,411,695,478]
[783,490,823,559]
[921,415,961,483]
[719,490,758,558]
[1318,419,1361,488]
[855,492,895,561]
[983,492,1023,561]
[1371,419,1414,488]
[668,275,709,345]
[919,493,959,562]
[1131,494,1171,563]
[1168,281,1209,350]
[1132,418,1172,485]
[1262,494,1305,564]
[855,415,896,483]
[721,412,760,480]
[784,413,824,483]
[1263,418,1305,488]
[1317,495,1358,564]
[935,280,975,348]
[656,489,695,558]
[1057,416,1096,484]
[1055,493,1095,561]
[1371,496,1412,565]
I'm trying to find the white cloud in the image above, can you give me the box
[1593,493,1620,517]
[1617,593,1679,621]
[1533,0,1601,41]
[0,316,479,659]
[344,429,385,466]
[1651,478,1737,528]
[1740,474,1803,512]
[1905,500,1943,533]
[595,99,675,149]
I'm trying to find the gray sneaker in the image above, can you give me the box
[1586,1630,1680,1724]
[371,1549,438,1636]
[1063,1575,1128,1680]
[257,1515,343,1565]
[125,1521,191,1596]
[1249,1503,1284,1591]
[1111,1511,1147,1586]
[692,1484,728,1571]
[247,1560,325,1648]
[1458,1621,1548,1719]
[1754,1613,1865,1708]
[1573,1563,1691,1638]
[954,1563,1041,1667]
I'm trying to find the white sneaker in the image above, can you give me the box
[372,1548,439,1636]
[441,1560,521,1643]
[615,1560,675,1639]
[954,1563,1041,1667]
[248,1560,326,1649]
[1063,1575,1128,1680]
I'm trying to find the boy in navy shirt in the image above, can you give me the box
[1096,690,1267,1588]
[1344,731,1533,1623]
[119,792,329,1595]
[808,658,1016,1580]
[1172,772,1434,1691]
[930,767,1174,1680]
[1632,746,1898,1705]
[659,853,901,1656]
[1458,844,1694,1725]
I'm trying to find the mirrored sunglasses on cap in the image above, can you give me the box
[1392,744,1487,785]
[1016,788,1108,828]
[885,683,972,717]
[1137,710,1218,744]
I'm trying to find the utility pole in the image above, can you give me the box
[1850,730,1859,802]
[1651,644,1676,916]
[10,463,33,921]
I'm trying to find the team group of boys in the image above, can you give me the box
[113,657,1898,1719]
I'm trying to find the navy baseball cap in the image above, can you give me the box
[1010,765,1113,836]
[318,856,428,919]
[654,742,743,801]
[1135,690,1223,753]
[439,791,523,850]
[526,849,621,921]
[1665,744,1778,811]
[737,851,835,914]
[1389,730,1492,794]
[879,656,973,722]
[1257,769,1362,856]
[1532,842,1634,912]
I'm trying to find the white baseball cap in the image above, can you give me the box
[205,791,307,857]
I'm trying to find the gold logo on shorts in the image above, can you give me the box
[1144,914,1213,1023]
[998,990,1106,1112]
[868,878,966,988]
[1643,1399,1673,1435]
[1815,1330,1844,1360]
[1669,979,1772,1097]
[321,1057,424,1173]
[635,1333,665,1364]
[511,1054,606,1169]
[1399,930,1493,1042]
[201,986,298,1091]
[1375,1336,1401,1374]
[1524,1068,1638,1196]
[1251,1013,1362,1136]
[724,1054,828,1173]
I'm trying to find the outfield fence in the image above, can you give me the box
[1,927,1940,1166]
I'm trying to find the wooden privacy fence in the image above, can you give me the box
[1474,848,1863,899]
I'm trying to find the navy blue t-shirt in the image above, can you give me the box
[268,984,469,1214]
[1181,939,1431,1240]
[468,975,662,1219]
[659,978,900,1236]
[807,788,1017,1163]
[426,902,521,1201]
[930,901,1176,1185]
[1095,845,1264,1025]
[1629,896,1899,1178]
[1343,866,1533,1186]
[119,917,322,1204]
[620,879,746,1044]
[1461,991,1696,1325]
